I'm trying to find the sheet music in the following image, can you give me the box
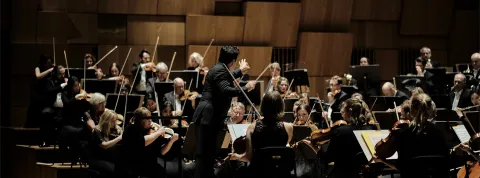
[362,131,398,160]
[227,124,250,143]
[453,125,471,143]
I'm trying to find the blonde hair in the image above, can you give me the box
[270,62,281,71]
[189,52,204,67]
[97,109,121,140]
[410,93,435,134]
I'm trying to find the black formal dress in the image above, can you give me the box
[192,62,247,178]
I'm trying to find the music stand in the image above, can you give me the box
[341,86,358,96]
[105,93,144,114]
[284,69,309,93]
[82,79,117,96]
[292,125,312,144]
[426,68,447,93]
[372,111,396,129]
[283,112,295,123]
[430,94,450,109]
[284,98,299,112]
[154,82,174,101]
[434,108,456,121]
[395,75,426,96]
[354,130,397,162]
[464,111,480,133]
[169,70,199,89]
[67,68,96,79]
[331,112,342,122]
[350,65,381,94]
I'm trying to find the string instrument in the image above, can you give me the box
[200,39,214,85]
[149,122,175,139]
[281,91,298,99]
[374,101,410,158]
[453,107,480,178]
[76,89,92,102]
[179,90,199,101]
[218,136,247,166]
[144,62,157,72]
[294,120,348,152]
[145,37,160,72]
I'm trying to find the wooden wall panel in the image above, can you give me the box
[67,13,98,44]
[128,0,157,15]
[158,0,186,15]
[12,0,38,43]
[10,76,33,107]
[350,21,398,48]
[375,50,399,81]
[186,15,216,45]
[40,0,66,11]
[449,11,479,65]
[236,46,272,77]
[156,46,187,70]
[215,2,243,16]
[351,0,401,21]
[243,2,300,47]
[243,2,275,46]
[97,45,131,75]
[98,0,128,14]
[308,77,330,98]
[300,0,353,32]
[188,45,219,69]
[297,32,354,76]
[98,14,127,45]
[127,16,185,45]
[66,0,98,13]
[36,12,81,44]
[398,37,448,50]
[400,0,453,36]
[215,16,244,45]
[186,0,215,15]
[432,50,448,67]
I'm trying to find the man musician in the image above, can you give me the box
[192,46,256,178]
[163,77,196,120]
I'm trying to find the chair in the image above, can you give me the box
[404,155,449,178]
[252,147,296,178]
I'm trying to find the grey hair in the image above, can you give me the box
[189,52,204,66]
[89,93,106,107]
[156,62,168,72]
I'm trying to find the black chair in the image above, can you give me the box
[251,147,296,178]
[404,155,449,178]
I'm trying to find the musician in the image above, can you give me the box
[275,77,298,98]
[132,49,154,95]
[419,47,440,68]
[375,93,449,177]
[265,62,281,93]
[294,104,318,131]
[351,92,363,100]
[470,53,480,90]
[325,98,376,178]
[411,87,424,96]
[293,100,303,118]
[86,93,107,124]
[399,100,413,121]
[34,54,55,80]
[117,107,179,178]
[415,58,436,94]
[88,109,122,177]
[472,92,480,106]
[85,53,104,79]
[228,91,294,178]
[106,63,120,79]
[450,73,473,110]
[226,102,248,125]
[146,62,170,99]
[192,46,256,178]
[382,82,409,102]
[359,57,370,66]
[163,78,193,118]
[188,52,209,72]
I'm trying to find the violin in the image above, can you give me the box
[218,136,247,166]
[280,91,298,99]
[149,122,175,139]
[374,102,410,158]
[179,90,199,101]
[76,89,92,102]
[144,62,157,72]
[309,120,348,145]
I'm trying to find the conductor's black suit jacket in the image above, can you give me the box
[192,62,247,127]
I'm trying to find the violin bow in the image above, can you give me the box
[393,101,400,121]
[305,101,317,125]
[122,90,128,130]
[115,48,131,94]
[222,63,262,119]
[282,78,295,101]
[63,50,70,77]
[114,48,132,112]
[254,63,271,83]
[152,36,159,63]
[94,46,118,67]
[53,37,56,65]
[181,78,194,113]
[316,93,330,127]
[201,39,214,84]
[165,52,177,81]
[150,71,161,119]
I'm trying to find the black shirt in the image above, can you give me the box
[120,124,168,167]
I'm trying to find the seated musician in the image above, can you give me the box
[351,92,363,100]
[266,62,281,92]
[471,53,480,82]
[375,93,449,177]
[275,77,299,99]
[322,75,349,122]
[188,52,209,72]
[359,57,369,66]
[450,73,473,110]
[106,62,120,79]
[382,82,409,112]
[226,102,248,125]
[228,91,294,176]
[85,53,104,79]
[86,93,107,124]
[325,98,376,178]
[146,62,170,99]
[117,107,179,178]
[294,104,318,131]
[415,58,436,94]
[132,49,154,95]
[472,92,480,107]
[411,87,424,96]
[399,100,413,121]
[87,109,122,177]
[34,54,55,80]
[164,77,196,119]
[419,47,440,69]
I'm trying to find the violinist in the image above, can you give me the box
[188,52,209,72]
[34,54,55,80]
[146,62,170,99]
[266,62,281,93]
[471,92,480,108]
[88,109,122,177]
[132,49,154,95]
[383,82,409,112]
[375,93,449,177]
[116,107,179,178]
[322,75,349,122]
[276,77,298,99]
[85,53,104,79]
[163,78,196,118]
[225,102,248,125]
[352,92,363,100]
[294,104,318,131]
[324,98,376,178]
[106,62,120,79]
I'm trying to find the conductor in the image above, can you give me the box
[192,46,256,178]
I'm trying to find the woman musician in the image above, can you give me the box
[294,104,318,131]
[85,53,104,79]
[276,77,298,99]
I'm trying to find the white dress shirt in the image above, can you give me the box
[451,89,463,110]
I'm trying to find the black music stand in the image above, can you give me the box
[463,111,480,133]
[350,64,381,94]
[395,75,426,96]
[341,86,358,96]
[430,94,450,109]
[372,111,396,129]
[283,112,295,123]
[284,69,309,93]
[67,68,96,79]
[434,108,456,122]
[284,98,299,112]
[82,79,117,96]
[105,93,144,114]
[154,82,174,101]
[426,68,448,94]
[169,70,199,89]
[292,125,312,144]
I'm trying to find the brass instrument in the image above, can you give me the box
[458,105,480,111]
[344,73,352,85]
[464,65,471,73]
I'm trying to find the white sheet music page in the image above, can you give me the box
[367,133,399,160]
[452,125,471,143]
[227,124,250,143]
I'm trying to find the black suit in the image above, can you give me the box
[192,62,247,178]
[423,70,436,94]
[330,91,349,113]
[449,88,472,110]
[131,62,153,94]
[395,90,409,104]
[163,91,194,121]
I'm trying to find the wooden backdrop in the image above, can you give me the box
[7,0,479,127]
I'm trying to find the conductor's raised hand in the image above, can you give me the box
[239,59,250,74]
[246,80,256,92]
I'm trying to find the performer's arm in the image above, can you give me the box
[232,69,243,78]
[215,70,247,96]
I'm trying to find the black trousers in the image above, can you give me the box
[194,123,222,178]
[39,107,62,144]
